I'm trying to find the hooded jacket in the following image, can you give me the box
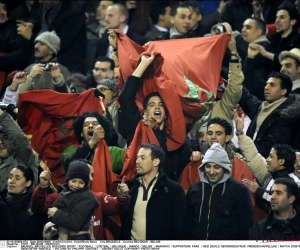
[186,143,253,240]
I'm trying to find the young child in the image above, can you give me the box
[47,160,99,240]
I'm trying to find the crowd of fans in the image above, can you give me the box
[1,0,300,241]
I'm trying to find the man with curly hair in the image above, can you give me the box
[61,110,124,173]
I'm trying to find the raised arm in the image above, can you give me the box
[118,53,156,146]
[0,110,39,186]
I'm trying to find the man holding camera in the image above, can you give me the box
[18,31,70,93]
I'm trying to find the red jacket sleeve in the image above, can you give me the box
[96,192,130,216]
[30,185,61,215]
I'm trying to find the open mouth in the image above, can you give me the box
[153,111,161,119]
[0,145,5,150]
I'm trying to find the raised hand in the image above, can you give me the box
[10,72,27,91]
[39,167,51,188]
[17,20,33,40]
[241,179,259,193]
[140,52,155,67]
[190,151,203,162]
[108,29,117,49]
[89,125,105,148]
[117,176,129,197]
[247,44,260,59]
[234,111,244,134]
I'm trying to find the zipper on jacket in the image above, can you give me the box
[206,186,215,240]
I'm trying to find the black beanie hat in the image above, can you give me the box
[65,161,90,185]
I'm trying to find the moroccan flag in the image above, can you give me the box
[116,31,230,151]
[17,89,106,185]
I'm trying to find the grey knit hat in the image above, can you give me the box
[35,31,61,55]
[97,78,118,95]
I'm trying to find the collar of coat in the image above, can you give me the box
[279,94,300,123]
[265,210,300,231]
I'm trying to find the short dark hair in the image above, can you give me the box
[14,165,35,189]
[95,56,115,70]
[73,110,114,144]
[272,144,295,173]
[170,3,191,17]
[248,17,267,35]
[140,143,165,167]
[186,0,203,16]
[143,92,164,111]
[207,117,232,136]
[277,2,300,28]
[149,1,169,25]
[268,71,293,97]
[274,177,299,203]
[66,73,86,87]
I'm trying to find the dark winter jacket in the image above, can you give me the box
[145,26,170,41]
[239,88,300,158]
[51,183,99,232]
[5,189,45,240]
[186,149,253,240]
[40,1,87,73]
[118,75,191,181]
[249,210,300,241]
[270,30,300,71]
[0,19,32,72]
[121,170,187,240]
[0,197,13,240]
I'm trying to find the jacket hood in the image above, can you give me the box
[280,94,300,123]
[198,143,232,185]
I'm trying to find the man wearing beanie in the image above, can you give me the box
[47,160,99,240]
[186,143,253,240]
[17,30,70,94]
[97,78,126,148]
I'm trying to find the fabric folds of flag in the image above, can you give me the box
[116,31,230,151]
[17,89,106,185]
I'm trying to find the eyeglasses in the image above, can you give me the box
[98,87,110,92]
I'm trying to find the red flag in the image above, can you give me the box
[116,31,230,151]
[17,89,106,185]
